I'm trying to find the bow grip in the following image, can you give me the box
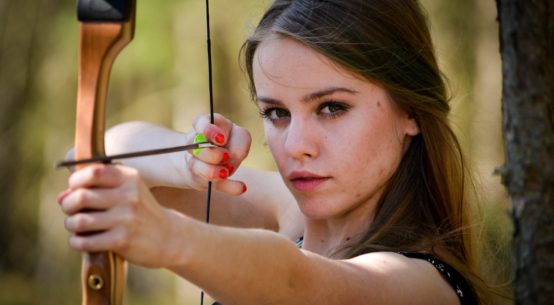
[75,1,135,305]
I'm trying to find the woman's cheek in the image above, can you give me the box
[265,127,286,165]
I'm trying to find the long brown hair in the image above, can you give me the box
[242,0,489,303]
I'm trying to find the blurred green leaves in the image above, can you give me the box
[0,1,511,304]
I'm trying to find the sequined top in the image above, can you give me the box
[400,252,479,305]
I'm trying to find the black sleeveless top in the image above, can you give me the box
[400,252,478,305]
[212,239,478,305]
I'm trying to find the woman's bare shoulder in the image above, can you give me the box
[345,252,461,305]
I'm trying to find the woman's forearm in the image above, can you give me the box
[165,212,381,305]
[105,121,194,188]
[166,212,310,304]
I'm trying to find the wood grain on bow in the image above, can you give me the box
[75,0,136,304]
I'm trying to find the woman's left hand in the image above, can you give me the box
[57,164,184,269]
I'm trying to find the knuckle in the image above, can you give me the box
[74,190,88,209]
[126,166,140,178]
[74,214,90,231]
[91,164,107,179]
[120,166,140,184]
[192,115,210,130]
[244,130,253,143]
[191,180,208,190]
[187,157,196,171]
[91,167,102,179]
[238,127,253,145]
[217,113,232,126]
[114,233,131,252]
[192,161,210,180]
[120,180,140,204]
[64,217,72,231]
[213,181,229,193]
[206,149,222,164]
[125,203,140,220]
[71,236,88,251]
[211,166,226,180]
[129,191,141,206]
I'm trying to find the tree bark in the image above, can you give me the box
[496,1,554,304]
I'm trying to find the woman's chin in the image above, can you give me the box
[297,200,337,220]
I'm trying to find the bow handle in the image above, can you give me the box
[75,0,135,304]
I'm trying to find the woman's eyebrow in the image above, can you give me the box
[256,96,282,105]
[301,87,358,103]
[256,87,358,105]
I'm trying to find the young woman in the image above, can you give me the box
[58,1,490,304]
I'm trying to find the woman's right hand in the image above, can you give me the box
[185,113,251,196]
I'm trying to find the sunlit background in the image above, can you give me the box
[0,0,512,304]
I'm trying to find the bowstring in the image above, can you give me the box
[201,0,214,304]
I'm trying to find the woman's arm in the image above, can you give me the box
[105,121,197,188]
[58,165,458,305]
[105,120,303,238]
[151,167,304,238]
[167,217,460,305]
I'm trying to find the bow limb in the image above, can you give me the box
[75,1,136,305]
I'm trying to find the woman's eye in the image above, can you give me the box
[318,102,349,118]
[259,107,290,121]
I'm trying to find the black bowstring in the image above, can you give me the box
[201,0,215,304]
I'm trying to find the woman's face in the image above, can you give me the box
[253,37,419,221]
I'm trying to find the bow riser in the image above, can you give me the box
[76,23,134,157]
[75,4,135,305]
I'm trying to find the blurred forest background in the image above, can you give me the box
[0,0,512,304]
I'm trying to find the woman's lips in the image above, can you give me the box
[288,172,330,192]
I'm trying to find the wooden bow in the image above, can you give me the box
[74,0,136,304]
[72,1,215,304]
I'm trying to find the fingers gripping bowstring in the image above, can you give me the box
[201,0,215,304]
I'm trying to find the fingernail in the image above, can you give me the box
[214,133,225,145]
[57,189,71,204]
[241,183,247,194]
[221,152,230,163]
[224,164,234,175]
[219,168,229,179]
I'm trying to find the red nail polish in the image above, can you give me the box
[214,133,225,145]
[219,168,229,179]
[222,152,230,163]
[224,164,234,174]
[241,183,247,194]
[57,189,71,204]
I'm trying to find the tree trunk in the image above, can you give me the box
[496,1,554,304]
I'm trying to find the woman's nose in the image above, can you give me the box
[283,118,319,161]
